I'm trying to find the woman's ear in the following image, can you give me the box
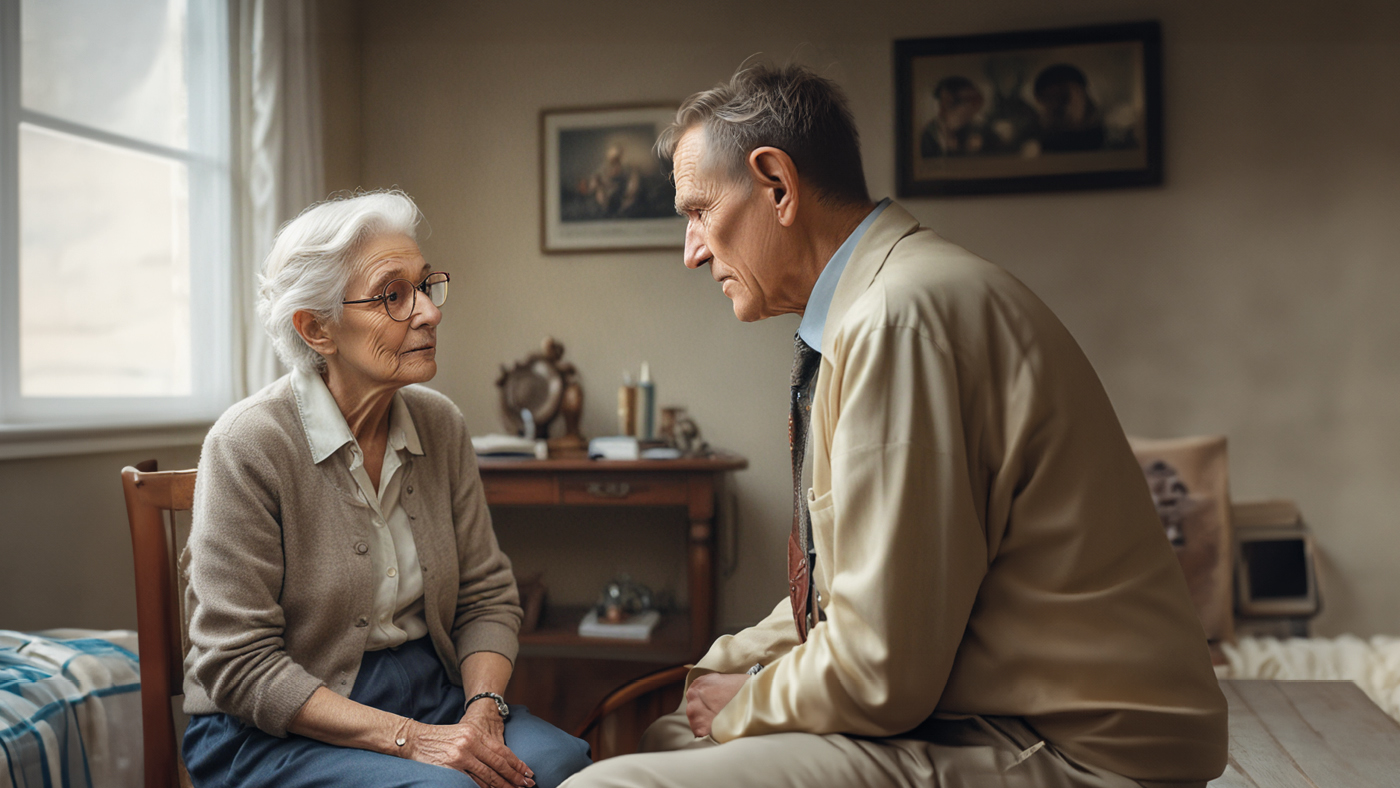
[292,310,336,359]
[747,146,800,228]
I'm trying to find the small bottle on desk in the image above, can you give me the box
[618,372,638,436]
[638,362,655,440]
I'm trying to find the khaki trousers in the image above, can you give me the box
[559,709,1190,788]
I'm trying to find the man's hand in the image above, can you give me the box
[401,703,534,788]
[686,672,749,738]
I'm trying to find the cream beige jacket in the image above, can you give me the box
[692,203,1227,783]
[182,377,521,737]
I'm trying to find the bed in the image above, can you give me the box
[0,629,142,788]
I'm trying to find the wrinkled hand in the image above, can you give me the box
[401,705,534,788]
[686,672,749,738]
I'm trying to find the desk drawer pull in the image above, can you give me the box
[586,482,631,498]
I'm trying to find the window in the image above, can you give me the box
[0,0,231,432]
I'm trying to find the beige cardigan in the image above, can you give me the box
[182,377,521,736]
[692,203,1228,783]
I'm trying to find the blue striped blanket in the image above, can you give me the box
[0,630,142,788]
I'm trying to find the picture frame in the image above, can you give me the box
[895,21,1163,197]
[540,104,685,253]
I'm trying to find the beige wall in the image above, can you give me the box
[2,0,1396,639]
[0,444,201,631]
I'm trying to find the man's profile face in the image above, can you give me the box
[672,127,787,322]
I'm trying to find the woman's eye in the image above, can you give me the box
[385,291,400,303]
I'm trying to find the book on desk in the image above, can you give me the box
[578,608,661,641]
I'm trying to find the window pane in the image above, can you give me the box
[21,0,188,149]
[19,124,191,397]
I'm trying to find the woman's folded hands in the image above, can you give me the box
[399,705,536,788]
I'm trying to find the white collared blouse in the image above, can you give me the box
[291,367,428,650]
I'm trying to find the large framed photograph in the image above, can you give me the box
[896,21,1162,197]
[540,105,685,253]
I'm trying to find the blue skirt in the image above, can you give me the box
[183,638,591,788]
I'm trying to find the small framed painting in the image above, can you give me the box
[540,104,685,253]
[895,21,1163,197]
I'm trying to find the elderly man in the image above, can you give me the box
[563,64,1226,788]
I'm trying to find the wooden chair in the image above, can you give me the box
[121,459,198,788]
[574,664,689,760]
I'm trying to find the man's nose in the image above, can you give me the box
[683,221,709,270]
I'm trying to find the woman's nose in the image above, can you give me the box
[411,293,442,327]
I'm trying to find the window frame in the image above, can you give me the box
[0,0,233,442]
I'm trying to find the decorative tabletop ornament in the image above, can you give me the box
[495,337,586,455]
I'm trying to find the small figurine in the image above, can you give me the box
[662,409,709,458]
[595,574,654,623]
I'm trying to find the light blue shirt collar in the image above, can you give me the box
[797,198,891,354]
[290,367,424,465]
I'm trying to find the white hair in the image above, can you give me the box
[257,190,423,374]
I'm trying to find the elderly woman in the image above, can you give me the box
[180,192,590,788]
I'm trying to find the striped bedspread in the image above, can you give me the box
[0,630,142,788]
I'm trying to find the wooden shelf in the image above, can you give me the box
[519,605,691,663]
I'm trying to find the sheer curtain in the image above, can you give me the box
[233,0,324,398]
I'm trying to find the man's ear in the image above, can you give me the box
[292,309,336,359]
[747,146,799,228]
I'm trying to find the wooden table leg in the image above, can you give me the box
[686,475,717,661]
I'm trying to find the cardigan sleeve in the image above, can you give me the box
[448,416,523,665]
[185,429,325,737]
[710,321,989,740]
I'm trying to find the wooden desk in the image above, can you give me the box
[1213,680,1400,787]
[478,452,747,664]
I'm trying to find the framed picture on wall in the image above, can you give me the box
[895,21,1163,197]
[540,104,685,253]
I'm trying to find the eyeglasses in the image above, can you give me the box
[341,272,450,322]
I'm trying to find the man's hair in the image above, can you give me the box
[656,62,870,206]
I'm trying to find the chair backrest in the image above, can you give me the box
[574,664,688,760]
[121,459,197,788]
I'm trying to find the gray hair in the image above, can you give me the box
[656,62,869,205]
[257,190,423,374]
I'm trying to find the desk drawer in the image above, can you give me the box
[482,473,557,505]
[559,476,688,506]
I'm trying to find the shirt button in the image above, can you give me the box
[406,486,414,494]
[387,567,397,577]
[409,514,416,520]
[354,542,368,555]
[355,616,369,627]
[374,519,385,528]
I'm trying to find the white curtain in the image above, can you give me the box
[232,0,325,398]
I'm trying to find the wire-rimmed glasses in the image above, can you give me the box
[341,272,450,322]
